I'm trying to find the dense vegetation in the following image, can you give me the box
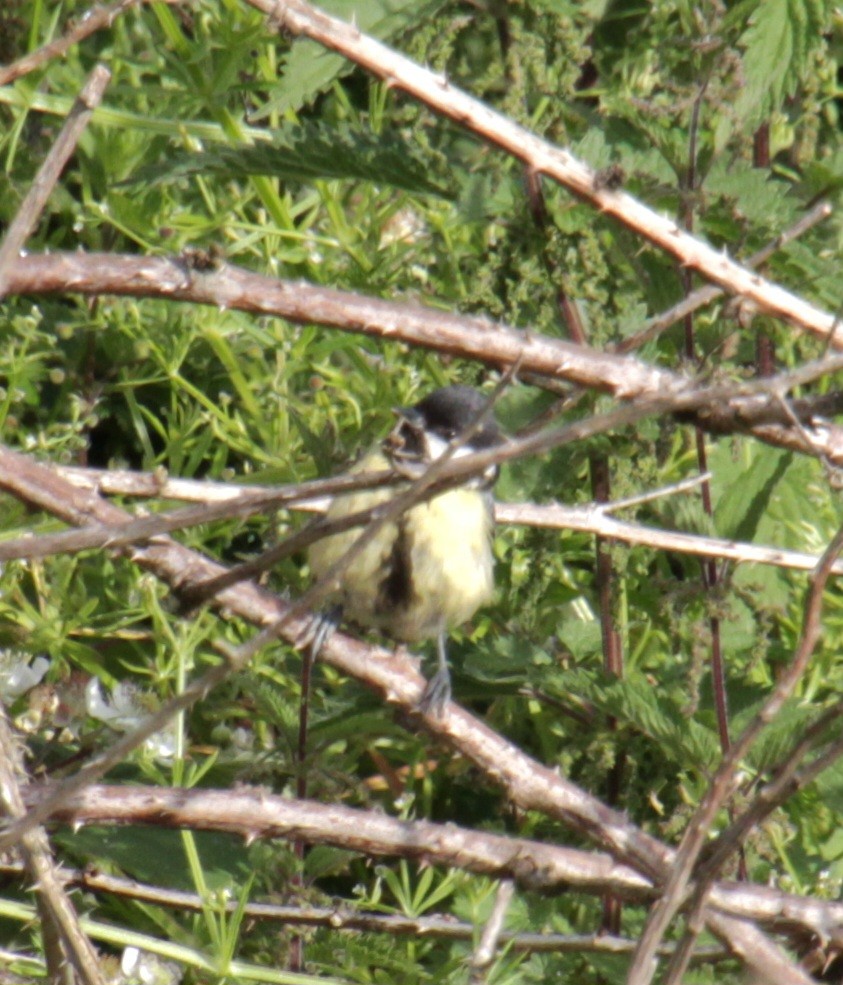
[2,1,843,983]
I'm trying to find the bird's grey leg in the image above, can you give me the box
[304,604,343,661]
[418,628,451,716]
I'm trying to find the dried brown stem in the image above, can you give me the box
[627,522,843,984]
[0,469,400,562]
[36,784,653,898]
[0,711,105,985]
[470,880,516,982]
[0,0,173,86]
[0,860,729,960]
[255,0,838,344]
[54,464,843,577]
[7,252,843,464]
[0,65,111,296]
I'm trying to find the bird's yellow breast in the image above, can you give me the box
[308,452,494,642]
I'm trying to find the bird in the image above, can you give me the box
[307,385,502,715]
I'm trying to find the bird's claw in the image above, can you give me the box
[418,667,451,717]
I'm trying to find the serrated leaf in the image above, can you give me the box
[258,0,448,116]
[553,669,721,768]
[127,122,453,198]
[705,159,791,227]
[814,756,843,815]
[730,0,831,134]
[712,444,793,542]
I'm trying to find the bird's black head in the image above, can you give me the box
[412,385,501,449]
[385,385,502,474]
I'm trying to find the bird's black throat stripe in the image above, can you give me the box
[377,515,415,614]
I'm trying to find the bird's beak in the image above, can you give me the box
[385,406,426,463]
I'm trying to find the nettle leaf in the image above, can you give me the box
[814,756,843,815]
[553,669,721,768]
[732,699,823,772]
[711,443,793,543]
[704,159,792,229]
[800,148,843,201]
[259,0,447,116]
[128,122,453,198]
[727,0,830,135]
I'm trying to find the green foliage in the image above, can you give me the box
[2,0,843,982]
[259,0,449,116]
[725,0,830,136]
[127,121,455,198]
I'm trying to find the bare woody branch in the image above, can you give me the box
[52,465,843,578]
[616,201,834,353]
[470,880,516,983]
[0,712,105,985]
[6,252,843,463]
[254,0,838,344]
[0,0,176,86]
[0,65,111,296]
[4,477,840,579]
[0,443,827,980]
[30,783,843,948]
[38,784,653,899]
[0,253,701,396]
[0,861,730,963]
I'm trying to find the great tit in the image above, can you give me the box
[308,385,501,715]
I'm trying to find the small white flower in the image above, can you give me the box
[120,946,183,985]
[0,653,49,700]
[86,680,176,762]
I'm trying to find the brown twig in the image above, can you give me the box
[0,859,731,960]
[0,711,105,985]
[255,0,838,344]
[627,522,843,984]
[616,202,834,353]
[52,464,843,577]
[7,252,843,464]
[0,0,173,86]
[31,783,655,898]
[2,252,690,396]
[0,65,111,297]
[0,469,401,562]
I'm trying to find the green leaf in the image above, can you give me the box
[728,0,830,135]
[126,122,453,198]
[712,444,792,542]
[552,669,721,769]
[258,0,449,116]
